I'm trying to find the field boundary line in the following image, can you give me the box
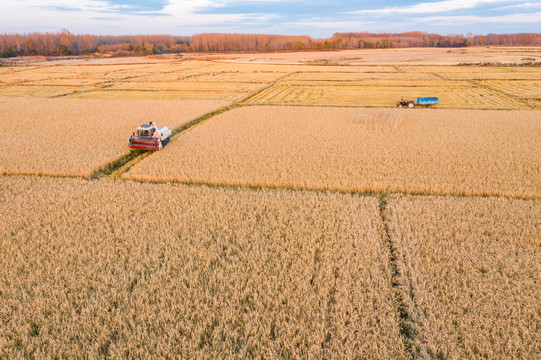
[234,102,536,111]
[117,176,541,201]
[378,196,424,358]
[2,171,540,201]
[0,170,84,179]
[238,71,299,104]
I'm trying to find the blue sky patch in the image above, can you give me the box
[2,0,541,36]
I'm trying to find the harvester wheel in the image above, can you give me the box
[408,102,414,108]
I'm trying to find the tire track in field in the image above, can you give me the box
[378,195,424,359]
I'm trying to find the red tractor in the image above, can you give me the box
[397,99,415,108]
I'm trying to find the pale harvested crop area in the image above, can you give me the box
[0,97,228,176]
[0,175,405,359]
[246,83,524,109]
[385,195,541,359]
[2,60,539,109]
[125,106,541,198]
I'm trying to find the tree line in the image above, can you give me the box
[1,29,540,57]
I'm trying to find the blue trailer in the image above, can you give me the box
[416,97,439,106]
[397,97,439,108]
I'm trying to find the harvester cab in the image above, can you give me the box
[129,122,171,151]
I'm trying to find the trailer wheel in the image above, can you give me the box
[408,102,414,108]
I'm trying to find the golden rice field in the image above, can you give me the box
[385,195,541,359]
[0,176,404,359]
[125,106,541,198]
[1,51,540,358]
[0,97,228,176]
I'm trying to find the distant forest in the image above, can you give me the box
[1,30,540,57]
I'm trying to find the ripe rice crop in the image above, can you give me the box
[385,195,541,359]
[0,175,405,359]
[125,106,541,198]
[0,97,228,176]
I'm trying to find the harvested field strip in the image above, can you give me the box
[0,85,93,98]
[470,80,533,108]
[245,84,525,109]
[385,195,541,359]
[435,70,541,80]
[477,80,541,108]
[69,89,250,101]
[288,72,438,81]
[0,176,405,359]
[110,81,263,91]
[480,80,541,98]
[124,106,541,198]
[282,80,471,87]
[24,78,112,86]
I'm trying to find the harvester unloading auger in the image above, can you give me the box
[129,121,171,151]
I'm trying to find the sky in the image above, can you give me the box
[0,0,540,37]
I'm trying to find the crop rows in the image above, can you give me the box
[0,176,404,359]
[385,195,541,359]
[125,106,541,198]
[245,82,526,109]
[0,97,228,176]
[288,72,437,81]
[480,80,541,103]
[3,61,539,109]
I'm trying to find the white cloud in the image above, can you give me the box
[496,1,541,9]
[413,11,541,23]
[347,0,523,15]
[0,0,279,34]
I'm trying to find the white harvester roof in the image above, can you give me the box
[137,123,158,131]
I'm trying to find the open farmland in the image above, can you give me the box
[124,106,541,198]
[246,83,524,109]
[245,65,539,109]
[384,195,541,359]
[0,176,405,359]
[0,48,540,358]
[1,58,539,108]
[0,97,228,176]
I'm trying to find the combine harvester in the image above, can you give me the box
[397,97,439,108]
[129,122,171,150]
